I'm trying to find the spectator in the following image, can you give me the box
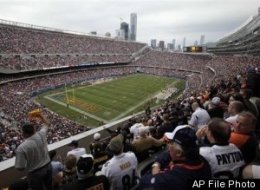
[239,88,258,116]
[49,150,64,189]
[89,133,109,171]
[207,97,225,119]
[199,118,245,178]
[63,154,110,190]
[225,101,244,127]
[140,125,211,190]
[188,102,210,130]
[101,134,138,190]
[132,127,164,161]
[14,112,52,190]
[242,164,260,179]
[67,140,86,161]
[62,154,77,186]
[229,111,258,164]
[156,113,175,138]
[130,117,149,139]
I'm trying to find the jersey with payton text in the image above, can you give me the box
[200,143,245,178]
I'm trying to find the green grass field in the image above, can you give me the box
[36,74,185,127]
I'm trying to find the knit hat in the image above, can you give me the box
[108,134,123,152]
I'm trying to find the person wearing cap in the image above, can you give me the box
[89,133,109,171]
[67,140,86,161]
[100,134,138,190]
[15,112,52,190]
[207,97,225,119]
[199,118,245,178]
[63,154,110,190]
[139,125,211,190]
[89,133,105,157]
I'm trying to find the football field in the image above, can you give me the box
[37,74,185,127]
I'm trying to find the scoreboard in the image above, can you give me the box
[184,46,203,52]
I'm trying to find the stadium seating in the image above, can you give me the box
[0,17,260,189]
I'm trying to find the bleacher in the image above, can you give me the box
[0,15,260,189]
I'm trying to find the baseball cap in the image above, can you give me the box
[68,140,78,147]
[108,134,123,152]
[165,125,197,147]
[211,97,221,105]
[93,133,101,141]
[77,154,94,176]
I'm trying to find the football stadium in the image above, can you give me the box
[0,2,260,190]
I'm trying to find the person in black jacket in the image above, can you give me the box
[140,125,211,190]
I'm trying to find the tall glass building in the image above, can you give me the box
[130,13,137,41]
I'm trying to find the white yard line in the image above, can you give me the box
[44,79,179,123]
[44,95,109,123]
[112,80,178,121]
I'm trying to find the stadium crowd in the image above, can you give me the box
[0,24,145,54]
[0,24,146,71]
[0,54,132,71]
[0,23,260,190]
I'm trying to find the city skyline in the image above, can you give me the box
[0,0,259,45]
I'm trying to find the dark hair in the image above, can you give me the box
[21,122,35,136]
[230,101,244,113]
[49,150,57,160]
[208,118,231,143]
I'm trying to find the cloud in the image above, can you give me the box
[0,0,259,45]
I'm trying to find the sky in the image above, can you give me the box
[0,0,259,46]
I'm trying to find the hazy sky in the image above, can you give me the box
[0,0,259,46]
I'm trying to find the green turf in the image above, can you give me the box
[36,74,184,127]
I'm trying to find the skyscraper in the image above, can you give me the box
[151,39,157,48]
[158,41,165,50]
[182,37,186,51]
[172,39,176,50]
[120,22,129,40]
[130,13,137,41]
[200,35,205,45]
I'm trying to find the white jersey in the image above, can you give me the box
[101,152,138,190]
[130,123,144,139]
[67,147,86,161]
[200,144,245,178]
[225,114,238,126]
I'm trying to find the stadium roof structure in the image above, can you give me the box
[207,7,260,56]
[216,9,260,44]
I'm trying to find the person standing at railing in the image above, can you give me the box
[14,110,52,190]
